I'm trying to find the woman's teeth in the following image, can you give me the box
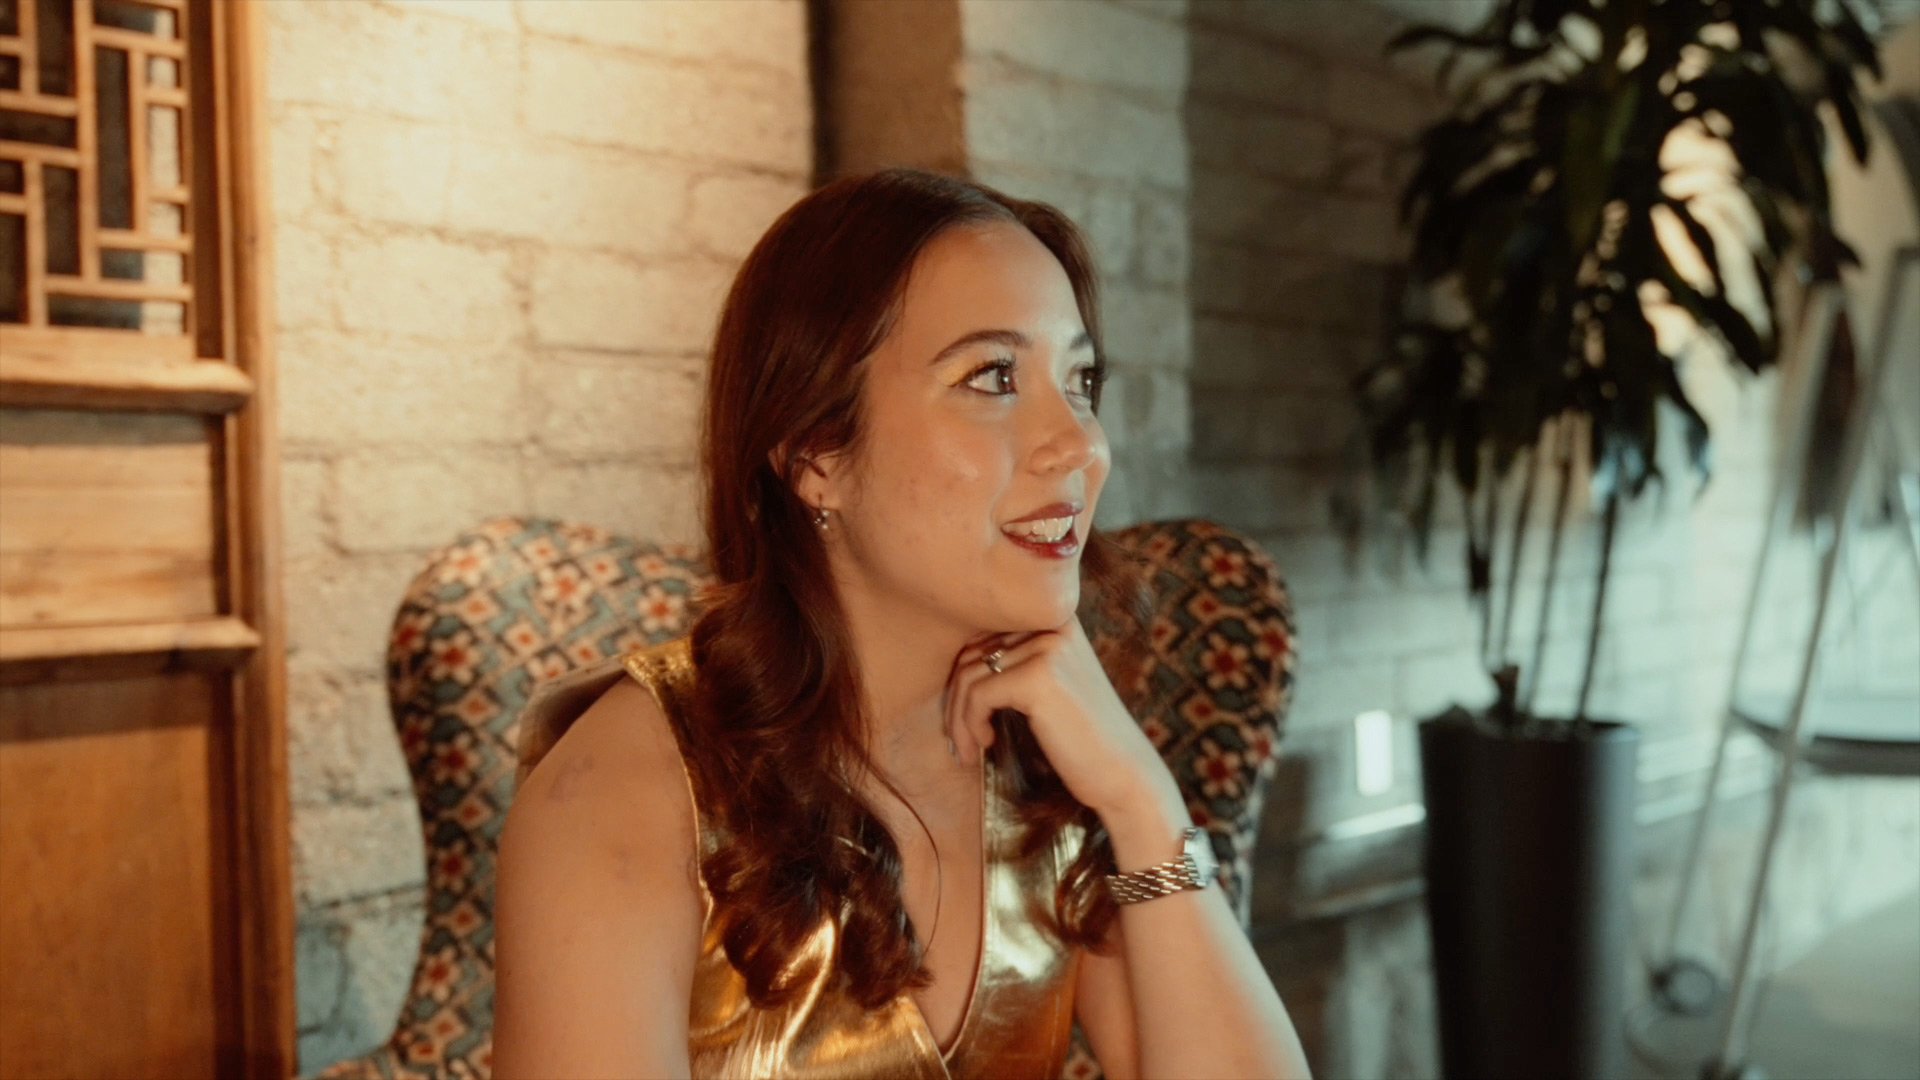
[1001,516,1074,543]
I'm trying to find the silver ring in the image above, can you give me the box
[983,649,1005,675]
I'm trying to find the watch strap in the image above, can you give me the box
[1104,825,1214,905]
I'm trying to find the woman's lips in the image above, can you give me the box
[1003,522,1080,559]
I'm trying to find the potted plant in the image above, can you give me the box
[1359,1,1885,1076]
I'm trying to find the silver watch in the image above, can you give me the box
[1105,825,1219,904]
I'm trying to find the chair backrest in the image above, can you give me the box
[316,516,1294,1078]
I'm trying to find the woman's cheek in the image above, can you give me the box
[931,423,996,485]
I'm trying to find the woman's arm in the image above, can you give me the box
[942,624,1309,1079]
[1073,917,1140,1078]
[492,677,704,1079]
[1077,772,1312,1080]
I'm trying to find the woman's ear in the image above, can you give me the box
[771,443,840,512]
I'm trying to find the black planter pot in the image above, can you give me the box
[1419,710,1641,1080]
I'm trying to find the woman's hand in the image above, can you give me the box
[947,626,1313,1080]
[942,617,1180,821]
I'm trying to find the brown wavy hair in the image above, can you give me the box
[679,168,1155,1011]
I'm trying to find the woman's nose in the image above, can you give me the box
[1029,391,1100,475]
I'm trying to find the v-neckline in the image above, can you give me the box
[906,750,992,1062]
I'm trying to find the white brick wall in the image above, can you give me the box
[266,1,811,1070]
[516,0,807,76]
[963,0,1186,100]
[269,1,521,124]
[529,355,707,458]
[277,331,530,447]
[953,0,1195,526]
[523,38,808,165]
[333,449,528,552]
[336,234,518,340]
[530,253,733,352]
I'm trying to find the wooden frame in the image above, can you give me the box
[0,0,294,1071]
[215,3,296,1070]
[0,616,262,684]
[1,346,254,412]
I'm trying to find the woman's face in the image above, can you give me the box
[801,219,1110,635]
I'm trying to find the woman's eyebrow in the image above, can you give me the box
[927,328,1093,366]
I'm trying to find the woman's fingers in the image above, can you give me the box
[970,638,1026,761]
[944,642,987,764]
[945,679,982,765]
[943,661,979,765]
[945,641,994,765]
[947,632,1051,764]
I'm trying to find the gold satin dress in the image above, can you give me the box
[516,637,1086,1080]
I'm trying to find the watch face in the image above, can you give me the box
[1183,827,1219,881]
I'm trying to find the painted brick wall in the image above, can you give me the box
[263,1,811,1068]
[958,0,1196,529]
[825,0,1198,526]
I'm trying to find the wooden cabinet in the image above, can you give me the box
[0,0,292,1074]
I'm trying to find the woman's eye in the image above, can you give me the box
[1072,364,1105,402]
[964,359,1017,396]
[962,358,1106,403]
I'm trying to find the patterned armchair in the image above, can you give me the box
[315,516,1296,1079]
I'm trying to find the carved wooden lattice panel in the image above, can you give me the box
[1,0,193,347]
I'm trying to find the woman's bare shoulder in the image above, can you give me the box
[493,675,701,1077]
[503,672,702,904]
[515,673,686,814]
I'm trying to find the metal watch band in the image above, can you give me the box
[1104,826,1213,905]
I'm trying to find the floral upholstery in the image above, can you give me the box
[314,516,1295,1080]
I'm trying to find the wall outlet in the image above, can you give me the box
[1354,709,1395,796]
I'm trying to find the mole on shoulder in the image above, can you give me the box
[545,754,596,803]
[610,842,640,884]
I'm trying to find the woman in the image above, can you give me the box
[494,169,1310,1079]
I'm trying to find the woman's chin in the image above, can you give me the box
[965,578,1079,635]
[1004,598,1079,633]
